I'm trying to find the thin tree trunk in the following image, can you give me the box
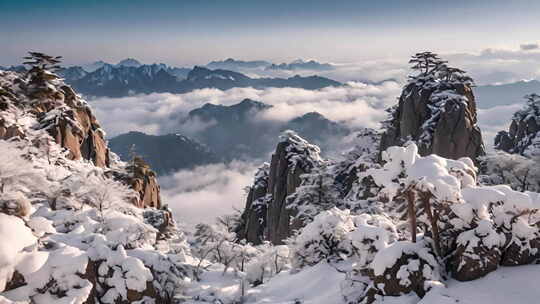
[407,189,417,243]
[421,191,441,257]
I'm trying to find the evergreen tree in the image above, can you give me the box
[408,51,446,76]
[23,52,62,71]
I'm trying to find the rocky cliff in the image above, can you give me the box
[0,55,161,209]
[236,131,323,245]
[495,93,540,157]
[0,53,186,304]
[380,52,485,162]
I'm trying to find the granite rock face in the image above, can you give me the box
[495,94,540,157]
[237,131,322,245]
[380,81,485,162]
[39,87,111,168]
[236,163,270,245]
[0,66,161,209]
[380,54,485,163]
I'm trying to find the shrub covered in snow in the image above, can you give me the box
[245,244,290,286]
[480,151,540,192]
[291,208,397,269]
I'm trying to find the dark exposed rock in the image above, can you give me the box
[235,163,270,245]
[0,67,161,210]
[501,237,540,266]
[109,157,162,209]
[450,221,502,281]
[495,94,540,156]
[380,54,485,163]
[0,119,24,140]
[4,271,26,292]
[237,131,322,245]
[370,253,436,297]
[83,258,168,304]
[380,81,485,162]
[361,241,441,302]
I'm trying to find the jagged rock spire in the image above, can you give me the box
[236,130,322,245]
[380,51,485,162]
[495,93,540,157]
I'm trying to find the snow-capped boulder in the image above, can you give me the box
[380,52,485,162]
[450,220,503,281]
[0,191,31,217]
[367,240,442,299]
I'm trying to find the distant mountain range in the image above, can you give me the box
[475,80,540,108]
[59,65,340,97]
[266,59,334,71]
[181,98,349,161]
[4,59,540,108]
[206,58,271,70]
[108,98,350,172]
[2,57,339,97]
[206,58,335,72]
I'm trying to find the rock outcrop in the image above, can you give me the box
[237,131,322,245]
[495,93,540,157]
[236,163,270,244]
[0,54,184,304]
[0,57,161,209]
[380,53,485,162]
[110,157,162,209]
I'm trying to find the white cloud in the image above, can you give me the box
[444,46,540,85]
[89,81,402,138]
[231,60,408,84]
[477,104,523,151]
[158,161,255,225]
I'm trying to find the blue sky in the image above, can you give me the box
[1,0,540,66]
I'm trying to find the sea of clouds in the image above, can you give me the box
[89,81,402,138]
[89,43,540,223]
[89,82,522,223]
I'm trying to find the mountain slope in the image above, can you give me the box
[182,99,349,161]
[475,80,540,108]
[266,59,334,71]
[67,65,341,97]
[109,131,220,175]
[0,56,191,303]
[70,63,181,97]
[206,58,270,70]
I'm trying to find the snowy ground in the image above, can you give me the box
[185,263,540,304]
[420,265,540,304]
[246,262,345,304]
